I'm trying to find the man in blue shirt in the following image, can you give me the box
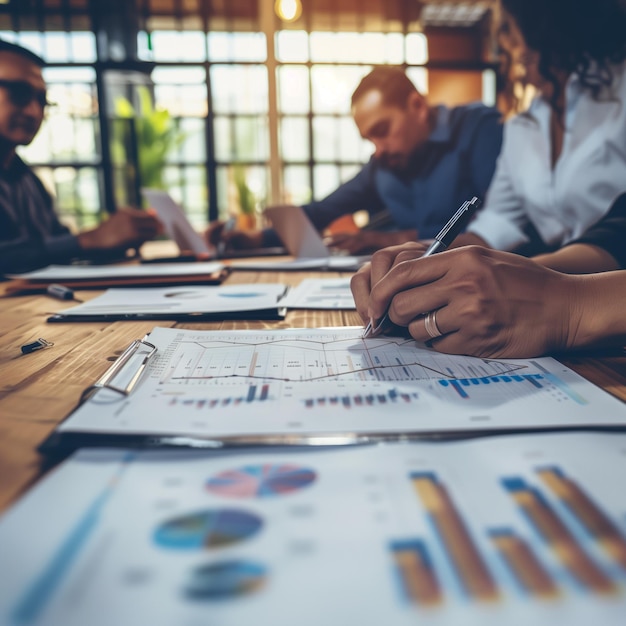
[210,66,503,255]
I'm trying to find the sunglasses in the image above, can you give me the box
[0,79,51,109]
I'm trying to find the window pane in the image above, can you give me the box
[151,31,207,62]
[213,116,268,162]
[314,164,340,200]
[277,65,309,114]
[179,118,207,162]
[234,116,269,161]
[407,67,429,95]
[213,117,233,162]
[44,32,72,62]
[70,32,96,63]
[482,69,496,106]
[280,117,309,162]
[210,65,268,114]
[385,33,405,64]
[275,30,309,63]
[338,117,370,162]
[48,167,101,227]
[283,165,311,206]
[311,65,371,114]
[163,166,208,229]
[216,165,269,219]
[155,83,208,117]
[208,32,266,62]
[312,116,336,161]
[406,32,428,65]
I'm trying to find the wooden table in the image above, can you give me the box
[1,265,626,514]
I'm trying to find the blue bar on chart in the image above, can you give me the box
[438,374,547,400]
[303,388,419,409]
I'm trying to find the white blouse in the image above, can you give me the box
[468,62,626,250]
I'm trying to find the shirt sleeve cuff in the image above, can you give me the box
[466,211,529,251]
[261,228,282,248]
[44,233,82,261]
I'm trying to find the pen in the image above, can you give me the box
[363,196,482,338]
[217,217,237,258]
[46,283,83,303]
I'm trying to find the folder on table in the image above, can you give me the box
[4,262,230,294]
[46,283,289,322]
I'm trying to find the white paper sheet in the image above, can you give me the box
[8,262,224,281]
[53,284,288,317]
[230,256,366,271]
[2,432,626,625]
[279,278,355,309]
[57,326,626,439]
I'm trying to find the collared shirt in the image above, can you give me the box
[262,103,503,246]
[468,62,626,251]
[0,155,81,274]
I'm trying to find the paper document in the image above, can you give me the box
[142,188,214,256]
[47,284,288,321]
[54,326,626,441]
[3,432,626,625]
[231,256,367,271]
[279,278,355,309]
[8,262,224,281]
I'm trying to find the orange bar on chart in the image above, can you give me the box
[503,477,618,595]
[390,539,443,606]
[489,528,560,599]
[411,472,499,602]
[538,467,626,571]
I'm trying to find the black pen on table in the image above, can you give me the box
[46,283,83,303]
[362,196,482,338]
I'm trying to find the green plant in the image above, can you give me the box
[232,164,256,216]
[113,86,186,190]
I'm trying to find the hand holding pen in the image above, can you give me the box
[360,197,482,338]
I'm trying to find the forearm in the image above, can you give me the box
[564,271,626,349]
[0,233,80,274]
[534,244,620,274]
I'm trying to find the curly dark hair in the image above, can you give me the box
[501,0,626,109]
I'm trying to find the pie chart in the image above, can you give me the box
[185,560,267,600]
[206,464,316,498]
[154,508,262,549]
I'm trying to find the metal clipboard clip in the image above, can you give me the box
[79,339,158,404]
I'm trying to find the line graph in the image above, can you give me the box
[159,333,526,385]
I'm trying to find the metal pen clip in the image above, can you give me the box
[79,339,157,403]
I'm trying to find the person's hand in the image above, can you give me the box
[77,208,162,252]
[324,229,418,255]
[351,245,582,358]
[350,241,430,318]
[205,220,264,250]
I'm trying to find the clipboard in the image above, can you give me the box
[37,326,626,457]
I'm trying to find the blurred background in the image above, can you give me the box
[2,0,523,232]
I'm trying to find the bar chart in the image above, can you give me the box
[502,476,618,595]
